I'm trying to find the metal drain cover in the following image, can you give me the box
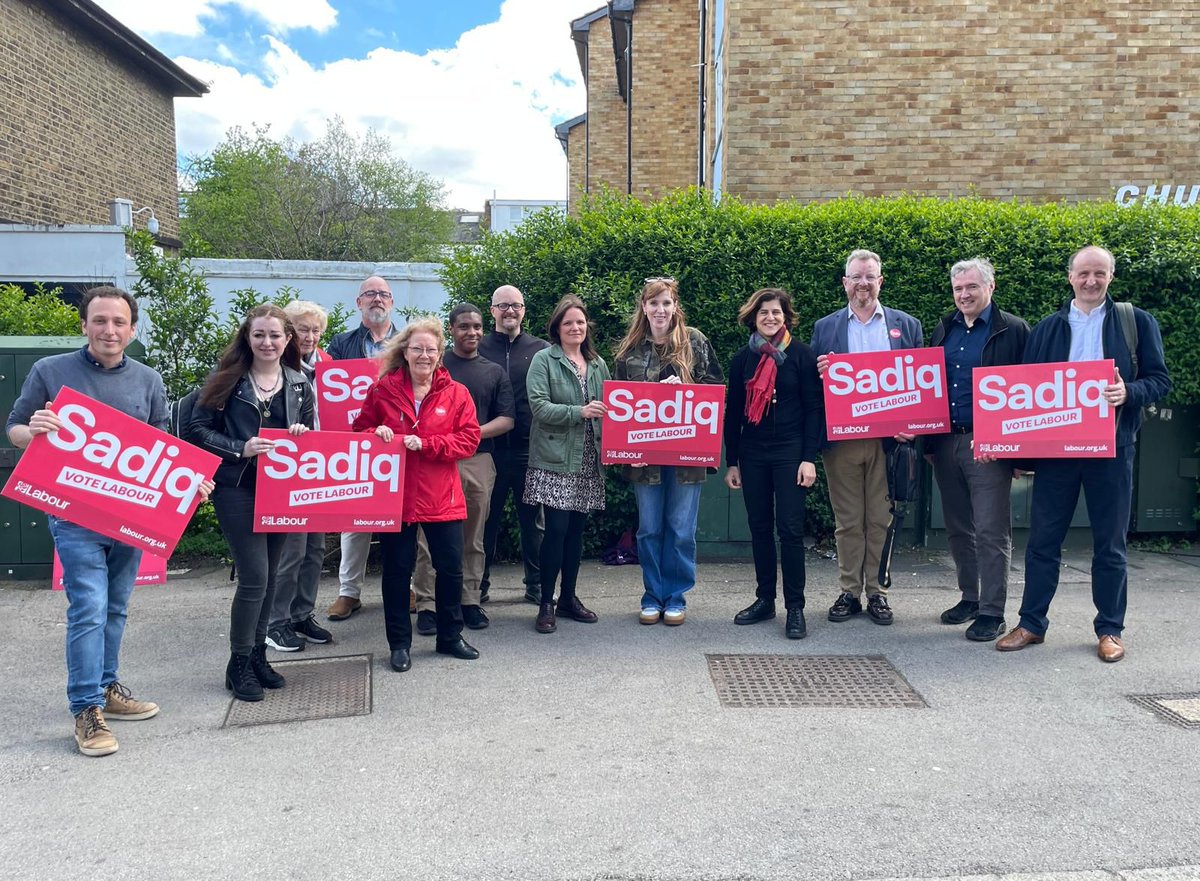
[223,654,373,728]
[1127,692,1200,729]
[706,653,927,709]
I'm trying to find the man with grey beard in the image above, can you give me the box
[325,275,399,621]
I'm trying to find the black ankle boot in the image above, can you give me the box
[251,644,285,689]
[225,652,263,702]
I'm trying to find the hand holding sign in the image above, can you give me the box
[1106,366,1127,406]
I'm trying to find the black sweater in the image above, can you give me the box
[724,339,824,467]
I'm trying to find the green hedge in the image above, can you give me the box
[441,190,1200,555]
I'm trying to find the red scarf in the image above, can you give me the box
[745,329,791,425]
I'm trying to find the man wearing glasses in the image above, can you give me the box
[479,285,549,604]
[325,276,399,621]
[811,250,923,627]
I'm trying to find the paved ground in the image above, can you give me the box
[1,545,1198,881]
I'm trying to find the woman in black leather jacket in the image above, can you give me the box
[190,304,315,702]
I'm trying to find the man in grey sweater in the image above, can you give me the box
[6,286,195,758]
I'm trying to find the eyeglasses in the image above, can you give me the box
[406,346,440,356]
[491,302,524,312]
[644,276,677,284]
[360,290,393,300]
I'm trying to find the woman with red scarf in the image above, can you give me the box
[723,288,824,639]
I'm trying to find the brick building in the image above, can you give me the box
[0,0,207,242]
[559,0,1200,210]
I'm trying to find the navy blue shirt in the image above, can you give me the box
[942,304,992,429]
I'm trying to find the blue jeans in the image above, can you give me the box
[48,517,142,715]
[633,468,702,609]
[1021,444,1135,638]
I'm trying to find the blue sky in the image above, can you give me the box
[93,0,602,207]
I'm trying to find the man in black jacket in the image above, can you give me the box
[997,246,1171,662]
[926,258,1030,642]
[325,276,398,621]
[479,285,549,604]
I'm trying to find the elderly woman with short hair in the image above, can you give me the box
[266,300,334,653]
[352,317,481,672]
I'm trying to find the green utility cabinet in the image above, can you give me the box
[0,337,150,580]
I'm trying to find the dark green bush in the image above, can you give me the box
[442,189,1200,553]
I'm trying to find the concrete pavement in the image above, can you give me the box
[1,545,1198,881]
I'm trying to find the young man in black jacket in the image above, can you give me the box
[926,258,1030,642]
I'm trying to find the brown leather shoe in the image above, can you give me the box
[995,626,1045,652]
[557,596,598,623]
[326,596,362,621]
[1098,634,1125,663]
[535,602,557,634]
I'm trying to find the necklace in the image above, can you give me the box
[252,372,281,396]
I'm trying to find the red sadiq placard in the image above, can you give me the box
[315,358,379,431]
[973,360,1116,458]
[253,429,404,532]
[53,551,167,590]
[823,348,950,439]
[1,388,219,557]
[600,381,725,467]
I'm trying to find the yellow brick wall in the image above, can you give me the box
[566,120,586,213]
[720,0,1200,203]
[584,18,630,197]
[0,0,183,237]
[629,0,700,197]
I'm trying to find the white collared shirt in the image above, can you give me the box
[1068,301,1106,361]
[846,302,889,353]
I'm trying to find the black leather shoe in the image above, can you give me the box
[940,599,979,625]
[867,594,894,625]
[462,605,490,630]
[965,615,1006,642]
[389,648,411,672]
[535,602,556,633]
[827,592,862,622]
[524,587,542,605]
[435,638,480,660]
[415,610,436,636]
[734,597,776,625]
[785,608,807,639]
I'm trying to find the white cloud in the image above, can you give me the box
[94,0,336,36]
[165,0,602,209]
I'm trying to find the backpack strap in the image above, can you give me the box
[1114,301,1139,378]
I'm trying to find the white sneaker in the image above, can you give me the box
[663,607,686,626]
[639,606,661,625]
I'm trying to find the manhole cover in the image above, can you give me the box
[1127,691,1200,729]
[706,653,927,709]
[223,654,373,728]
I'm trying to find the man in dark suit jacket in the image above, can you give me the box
[810,249,923,626]
[925,258,1030,643]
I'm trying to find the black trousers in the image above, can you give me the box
[213,484,289,654]
[739,456,808,609]
[482,446,542,593]
[381,521,464,650]
[539,506,587,606]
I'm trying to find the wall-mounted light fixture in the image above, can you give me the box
[107,198,159,235]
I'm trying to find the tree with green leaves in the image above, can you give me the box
[181,118,456,262]
[0,283,81,336]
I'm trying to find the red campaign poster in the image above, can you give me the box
[252,428,405,532]
[600,380,726,467]
[973,360,1116,458]
[315,358,380,432]
[822,348,950,439]
[52,551,167,590]
[1,388,219,558]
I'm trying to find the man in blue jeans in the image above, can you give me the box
[996,246,1171,663]
[7,286,210,756]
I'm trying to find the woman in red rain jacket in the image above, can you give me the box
[353,317,481,673]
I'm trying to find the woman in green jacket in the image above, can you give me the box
[612,277,723,626]
[524,295,611,634]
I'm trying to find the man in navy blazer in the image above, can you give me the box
[997,246,1171,663]
[811,249,923,626]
